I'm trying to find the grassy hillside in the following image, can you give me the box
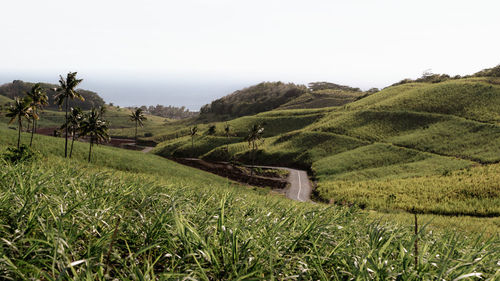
[199,82,308,120]
[154,77,500,219]
[348,78,500,123]
[278,89,367,109]
[0,125,499,279]
[0,94,13,105]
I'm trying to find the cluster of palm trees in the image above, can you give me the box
[4,72,109,162]
[6,83,49,149]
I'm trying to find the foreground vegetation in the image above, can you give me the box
[0,126,499,279]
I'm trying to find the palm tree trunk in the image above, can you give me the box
[70,128,75,158]
[30,117,35,147]
[17,116,21,149]
[64,98,69,158]
[251,141,255,176]
[88,135,93,162]
[135,120,138,143]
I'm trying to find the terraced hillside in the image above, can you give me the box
[154,77,500,217]
[278,89,367,109]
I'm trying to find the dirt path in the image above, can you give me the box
[251,165,312,202]
[141,146,154,153]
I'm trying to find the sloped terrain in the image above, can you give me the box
[1,124,499,279]
[154,77,500,217]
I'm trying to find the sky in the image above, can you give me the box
[1,0,499,110]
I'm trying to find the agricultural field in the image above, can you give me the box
[153,78,500,221]
[0,125,499,279]
[278,89,367,110]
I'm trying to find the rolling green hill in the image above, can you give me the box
[198,81,369,121]
[278,89,367,110]
[0,123,498,279]
[0,94,13,105]
[153,75,500,218]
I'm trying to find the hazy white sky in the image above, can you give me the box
[1,0,499,109]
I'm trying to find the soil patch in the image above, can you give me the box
[173,158,288,189]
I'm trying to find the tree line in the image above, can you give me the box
[3,72,110,162]
[2,72,157,162]
[0,79,105,110]
[132,104,198,120]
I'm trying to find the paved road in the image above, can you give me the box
[251,165,312,202]
[141,146,154,153]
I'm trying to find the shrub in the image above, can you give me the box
[2,145,40,163]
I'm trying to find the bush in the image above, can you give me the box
[144,132,153,137]
[2,145,40,163]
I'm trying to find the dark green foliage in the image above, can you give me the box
[0,79,104,110]
[135,104,198,119]
[206,124,216,135]
[391,72,454,86]
[473,64,500,77]
[2,144,39,163]
[308,81,361,92]
[200,82,308,119]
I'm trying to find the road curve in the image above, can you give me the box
[251,165,312,202]
[141,146,154,153]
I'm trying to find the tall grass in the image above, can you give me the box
[0,158,498,279]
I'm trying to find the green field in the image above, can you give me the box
[152,78,500,219]
[0,106,169,139]
[0,125,499,279]
[0,94,13,105]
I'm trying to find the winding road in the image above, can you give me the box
[142,147,312,202]
[251,166,312,202]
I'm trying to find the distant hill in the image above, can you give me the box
[198,81,369,120]
[0,80,105,110]
[199,82,309,120]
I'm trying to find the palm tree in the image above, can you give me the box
[190,125,198,150]
[6,97,32,149]
[207,124,216,135]
[60,107,83,158]
[27,83,48,146]
[80,107,109,162]
[246,123,264,170]
[224,123,231,152]
[129,108,147,143]
[55,72,84,158]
